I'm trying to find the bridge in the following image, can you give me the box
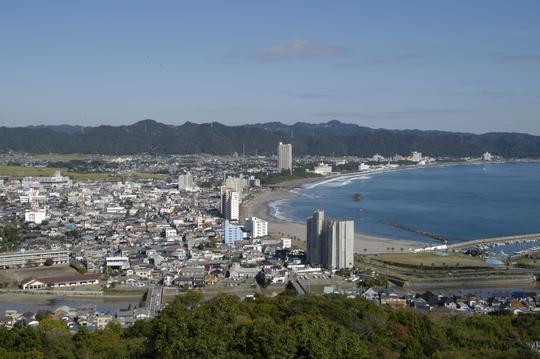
[143,284,164,318]
[448,233,540,250]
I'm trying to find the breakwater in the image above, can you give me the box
[383,220,448,243]
[448,233,540,250]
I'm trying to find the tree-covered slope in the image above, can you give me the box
[0,293,539,358]
[1,119,539,157]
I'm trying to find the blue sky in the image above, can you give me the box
[1,1,539,134]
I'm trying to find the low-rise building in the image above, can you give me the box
[0,249,69,269]
[20,274,100,289]
[224,220,245,244]
[106,256,130,270]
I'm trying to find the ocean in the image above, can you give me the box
[270,162,540,244]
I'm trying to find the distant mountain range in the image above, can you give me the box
[0,119,539,157]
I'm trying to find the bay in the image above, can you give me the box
[271,162,540,244]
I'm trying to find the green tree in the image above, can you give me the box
[39,318,68,332]
[44,258,54,266]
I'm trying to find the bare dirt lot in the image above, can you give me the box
[0,265,79,286]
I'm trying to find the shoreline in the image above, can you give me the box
[270,159,537,190]
[244,187,426,253]
[244,160,538,254]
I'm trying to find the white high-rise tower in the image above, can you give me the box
[221,187,240,221]
[306,210,354,269]
[278,142,292,173]
[178,172,194,191]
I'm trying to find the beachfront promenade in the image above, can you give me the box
[448,233,540,250]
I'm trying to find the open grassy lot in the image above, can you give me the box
[513,254,540,269]
[0,166,62,177]
[376,252,488,268]
[29,153,97,161]
[0,166,166,181]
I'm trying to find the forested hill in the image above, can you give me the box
[1,119,540,157]
[0,293,539,358]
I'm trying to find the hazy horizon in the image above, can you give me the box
[1,1,539,134]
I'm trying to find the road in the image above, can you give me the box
[145,284,163,318]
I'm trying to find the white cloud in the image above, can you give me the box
[260,39,347,60]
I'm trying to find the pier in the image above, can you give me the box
[448,233,540,250]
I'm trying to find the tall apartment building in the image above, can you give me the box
[306,210,354,269]
[306,210,325,265]
[325,219,355,269]
[245,216,268,238]
[223,175,248,194]
[178,172,194,191]
[221,187,239,221]
[278,142,293,173]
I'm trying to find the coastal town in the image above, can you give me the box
[3,2,540,356]
[0,146,539,331]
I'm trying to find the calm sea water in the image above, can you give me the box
[270,162,540,244]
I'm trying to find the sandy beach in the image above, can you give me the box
[244,176,427,254]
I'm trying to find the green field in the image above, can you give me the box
[28,153,98,161]
[0,166,166,181]
[376,252,488,267]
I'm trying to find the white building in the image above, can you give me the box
[278,142,293,172]
[411,151,423,162]
[228,262,259,279]
[224,220,245,244]
[22,171,72,189]
[165,228,177,238]
[313,163,332,176]
[223,176,249,194]
[245,217,268,238]
[106,206,127,215]
[25,208,46,224]
[221,188,239,221]
[482,152,493,161]
[21,274,100,290]
[0,249,69,269]
[106,257,130,270]
[178,172,194,191]
[358,163,370,171]
[281,238,292,249]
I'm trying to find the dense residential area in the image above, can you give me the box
[0,150,539,358]
[2,1,540,357]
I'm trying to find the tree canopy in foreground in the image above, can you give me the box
[1,292,539,358]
